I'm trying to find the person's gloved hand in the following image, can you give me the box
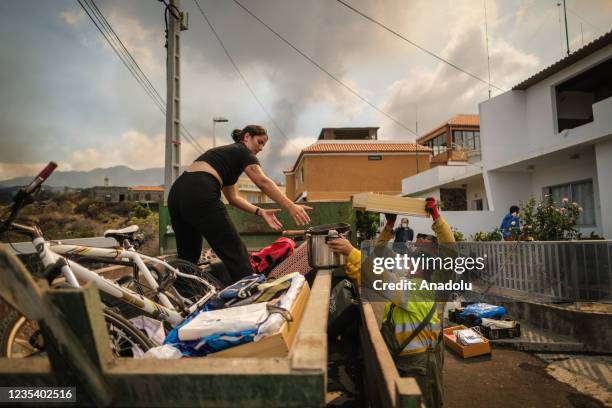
[425,197,440,221]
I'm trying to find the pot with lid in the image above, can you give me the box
[306,223,351,270]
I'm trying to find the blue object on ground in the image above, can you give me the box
[459,303,506,324]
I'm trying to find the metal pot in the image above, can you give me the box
[306,223,351,270]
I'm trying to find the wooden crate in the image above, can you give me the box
[443,325,491,358]
[212,282,311,358]
[352,193,428,217]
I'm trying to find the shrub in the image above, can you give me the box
[519,195,581,241]
[451,227,465,242]
[355,210,379,246]
[471,228,502,242]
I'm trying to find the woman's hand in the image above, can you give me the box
[288,204,313,226]
[327,237,355,256]
[260,208,283,230]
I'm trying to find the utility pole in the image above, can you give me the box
[415,105,420,174]
[563,0,570,56]
[212,116,228,148]
[164,0,188,203]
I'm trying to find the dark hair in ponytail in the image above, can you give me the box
[232,125,268,142]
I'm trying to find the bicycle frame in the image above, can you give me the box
[32,235,214,327]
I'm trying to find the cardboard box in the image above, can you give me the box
[212,282,310,358]
[352,193,428,217]
[443,325,491,358]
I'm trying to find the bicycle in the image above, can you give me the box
[0,163,218,356]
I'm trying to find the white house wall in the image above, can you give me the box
[529,148,602,236]
[595,139,612,238]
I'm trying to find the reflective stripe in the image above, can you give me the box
[395,322,441,334]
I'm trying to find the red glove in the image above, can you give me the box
[425,197,440,221]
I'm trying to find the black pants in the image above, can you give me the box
[167,171,253,283]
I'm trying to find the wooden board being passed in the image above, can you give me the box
[352,192,428,217]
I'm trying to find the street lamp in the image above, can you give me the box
[212,117,229,147]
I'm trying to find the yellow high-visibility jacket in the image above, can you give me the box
[345,217,455,356]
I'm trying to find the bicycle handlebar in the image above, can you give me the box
[24,161,57,194]
[0,162,57,234]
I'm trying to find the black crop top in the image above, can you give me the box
[195,142,260,186]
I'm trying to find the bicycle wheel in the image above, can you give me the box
[166,258,223,301]
[0,308,153,358]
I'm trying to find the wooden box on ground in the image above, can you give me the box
[443,325,491,358]
[352,193,428,217]
[213,283,310,358]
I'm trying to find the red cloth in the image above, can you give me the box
[250,237,295,275]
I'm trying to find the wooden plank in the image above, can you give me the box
[0,246,112,406]
[45,283,113,370]
[213,283,310,358]
[290,270,331,373]
[359,297,422,408]
[352,193,428,217]
[396,378,422,408]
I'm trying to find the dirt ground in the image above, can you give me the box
[326,336,609,408]
[443,347,607,408]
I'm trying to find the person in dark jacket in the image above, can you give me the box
[168,125,312,283]
[500,205,520,241]
[394,218,414,243]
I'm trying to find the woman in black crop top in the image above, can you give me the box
[167,125,312,284]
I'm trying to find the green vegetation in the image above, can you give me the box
[0,192,159,255]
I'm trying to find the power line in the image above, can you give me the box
[192,0,288,140]
[566,6,604,35]
[335,0,506,93]
[230,0,418,136]
[76,0,205,154]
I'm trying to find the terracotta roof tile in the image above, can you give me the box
[418,114,479,143]
[285,141,431,172]
[129,186,164,192]
[448,114,480,127]
[302,142,431,153]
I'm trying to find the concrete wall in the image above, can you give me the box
[595,139,612,238]
[480,44,612,171]
[529,149,602,235]
[479,91,527,166]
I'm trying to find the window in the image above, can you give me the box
[299,167,304,183]
[543,180,595,226]
[426,133,447,155]
[555,58,612,132]
[368,155,382,160]
[473,199,483,211]
[247,194,259,204]
[453,130,480,151]
[145,194,151,201]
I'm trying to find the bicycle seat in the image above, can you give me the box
[104,225,139,239]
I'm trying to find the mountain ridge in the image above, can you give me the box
[0,166,172,188]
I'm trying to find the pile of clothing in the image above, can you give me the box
[146,272,305,358]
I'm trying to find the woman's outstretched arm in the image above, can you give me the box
[244,164,312,226]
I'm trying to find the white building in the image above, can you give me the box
[401,30,612,239]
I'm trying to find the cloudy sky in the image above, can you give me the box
[1,0,611,182]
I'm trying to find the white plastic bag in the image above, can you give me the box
[178,302,269,341]
[143,344,182,359]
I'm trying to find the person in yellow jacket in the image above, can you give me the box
[327,197,454,408]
